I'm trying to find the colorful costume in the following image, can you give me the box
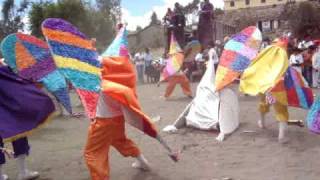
[163,52,239,139]
[0,66,55,141]
[41,19,177,180]
[161,34,192,98]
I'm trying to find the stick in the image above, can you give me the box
[156,136,180,162]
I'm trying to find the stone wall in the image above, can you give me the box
[128,24,165,54]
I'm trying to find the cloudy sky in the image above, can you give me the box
[122,0,224,30]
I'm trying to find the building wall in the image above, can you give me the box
[224,0,306,10]
[128,24,165,54]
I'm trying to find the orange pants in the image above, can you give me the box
[164,74,192,98]
[259,95,289,122]
[84,116,141,180]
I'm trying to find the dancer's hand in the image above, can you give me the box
[0,147,14,158]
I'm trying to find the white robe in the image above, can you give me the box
[165,56,239,136]
[185,55,220,129]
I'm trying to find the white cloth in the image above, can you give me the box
[134,53,144,66]
[219,88,239,135]
[185,55,239,134]
[186,55,219,129]
[96,92,122,118]
[208,48,219,64]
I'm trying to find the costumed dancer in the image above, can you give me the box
[41,19,179,180]
[163,47,239,141]
[84,24,156,179]
[240,36,313,143]
[0,65,55,180]
[160,34,192,99]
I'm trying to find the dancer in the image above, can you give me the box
[0,65,55,180]
[163,48,239,141]
[241,36,313,143]
[161,34,192,99]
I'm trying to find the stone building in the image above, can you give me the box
[222,0,308,36]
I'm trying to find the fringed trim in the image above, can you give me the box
[3,111,58,143]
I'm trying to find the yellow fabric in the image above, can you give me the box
[239,45,289,95]
[84,116,141,180]
[259,95,289,122]
[53,55,101,76]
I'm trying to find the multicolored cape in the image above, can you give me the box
[239,38,289,95]
[0,66,55,142]
[42,18,101,119]
[0,33,72,113]
[161,34,185,81]
[215,26,262,91]
[306,96,320,134]
[271,67,313,109]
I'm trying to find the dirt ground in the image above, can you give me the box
[3,83,320,180]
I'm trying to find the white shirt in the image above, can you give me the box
[143,52,153,66]
[289,54,303,65]
[195,53,204,62]
[208,48,219,64]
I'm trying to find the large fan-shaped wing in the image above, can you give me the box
[0,33,72,113]
[42,18,101,119]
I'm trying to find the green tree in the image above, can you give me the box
[150,11,160,25]
[28,0,120,52]
[283,1,320,39]
[0,0,29,40]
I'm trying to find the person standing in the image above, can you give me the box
[134,52,144,84]
[302,45,316,87]
[198,0,214,48]
[172,3,186,48]
[312,47,320,88]
[143,48,153,83]
[208,43,219,72]
[163,8,175,55]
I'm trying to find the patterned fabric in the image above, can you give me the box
[0,66,55,141]
[42,18,101,119]
[306,96,320,134]
[215,26,262,91]
[161,34,185,81]
[271,67,314,109]
[101,27,129,57]
[0,33,72,113]
[240,38,289,95]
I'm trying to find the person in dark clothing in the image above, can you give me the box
[198,0,214,48]
[172,3,186,48]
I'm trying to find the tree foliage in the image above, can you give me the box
[283,1,320,39]
[150,11,160,25]
[0,0,29,40]
[28,0,121,52]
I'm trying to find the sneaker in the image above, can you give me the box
[17,170,39,180]
[132,159,151,171]
[0,174,8,180]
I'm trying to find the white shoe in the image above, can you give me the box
[17,170,39,180]
[132,159,151,171]
[162,125,178,133]
[258,119,266,129]
[0,174,8,180]
[216,133,225,142]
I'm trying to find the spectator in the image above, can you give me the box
[143,48,153,83]
[208,43,219,72]
[302,45,317,87]
[289,48,303,72]
[312,47,320,88]
[134,52,144,84]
